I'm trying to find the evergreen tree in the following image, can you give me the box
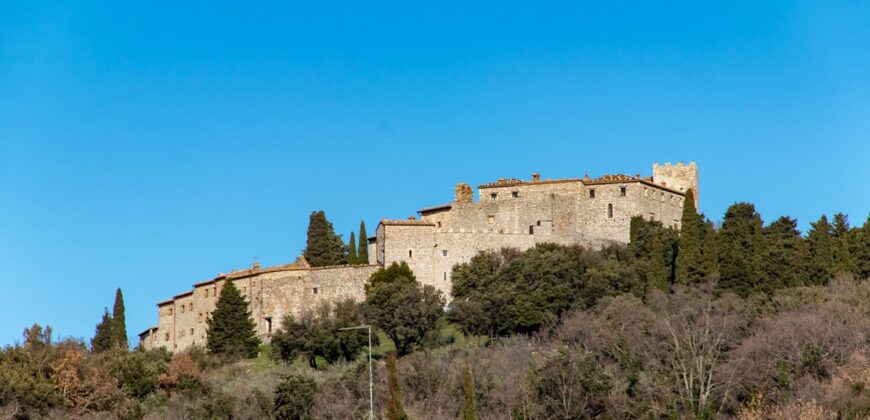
[700,218,720,281]
[206,280,261,358]
[859,213,870,279]
[758,216,806,292]
[385,353,409,420]
[366,262,445,356]
[629,216,677,291]
[717,203,763,297]
[831,213,858,275]
[91,308,113,353]
[358,221,369,265]
[807,215,834,284]
[460,364,479,420]
[303,210,347,267]
[347,231,358,265]
[675,189,705,284]
[111,288,128,350]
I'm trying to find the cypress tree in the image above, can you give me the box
[460,364,479,420]
[91,308,113,353]
[859,214,870,279]
[358,221,369,265]
[807,215,834,284]
[385,353,409,420]
[347,231,358,265]
[831,213,858,275]
[717,203,763,297]
[303,210,347,267]
[675,189,705,284]
[111,288,128,350]
[207,280,261,359]
[700,218,719,281]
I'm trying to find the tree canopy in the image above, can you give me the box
[206,281,260,359]
[303,210,347,267]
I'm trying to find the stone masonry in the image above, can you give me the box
[140,162,697,352]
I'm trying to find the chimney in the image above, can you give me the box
[253,262,261,270]
[531,172,541,182]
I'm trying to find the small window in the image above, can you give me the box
[529,225,534,234]
[312,287,318,294]
[265,317,272,334]
[620,187,626,196]
[190,328,194,335]
[589,189,596,198]
[442,249,448,257]
[511,191,519,198]
[436,221,442,228]
[181,305,185,313]
[165,333,170,341]
[169,308,173,316]
[408,249,413,258]
[487,215,495,224]
[443,272,447,281]
[608,203,613,218]
[490,193,497,202]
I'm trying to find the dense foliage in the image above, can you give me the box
[365,262,445,356]
[303,210,347,267]
[273,373,317,420]
[206,280,261,359]
[111,288,128,350]
[271,299,371,367]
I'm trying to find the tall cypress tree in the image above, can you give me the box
[111,288,128,350]
[358,221,369,265]
[858,214,870,279]
[700,218,719,281]
[347,231,358,265]
[675,189,705,284]
[303,210,347,267]
[91,308,113,353]
[807,215,834,284]
[461,364,479,420]
[385,353,409,420]
[717,203,763,297]
[207,280,261,358]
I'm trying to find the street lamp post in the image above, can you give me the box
[338,325,373,420]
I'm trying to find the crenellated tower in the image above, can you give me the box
[653,161,699,208]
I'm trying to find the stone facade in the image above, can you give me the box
[140,162,696,352]
[139,258,380,352]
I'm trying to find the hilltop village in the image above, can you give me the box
[140,162,698,351]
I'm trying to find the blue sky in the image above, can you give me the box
[1,1,868,346]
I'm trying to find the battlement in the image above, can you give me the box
[653,161,698,206]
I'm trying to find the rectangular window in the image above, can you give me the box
[442,249,448,257]
[190,328,194,335]
[490,193,497,201]
[265,317,272,334]
[589,189,596,198]
[409,249,413,258]
[511,191,519,198]
[608,203,613,218]
[312,287,318,294]
[620,187,627,196]
[487,215,495,224]
[443,272,447,281]
[165,333,170,341]
[529,225,534,234]
[436,221,442,228]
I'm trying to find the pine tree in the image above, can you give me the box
[358,221,369,265]
[303,210,347,267]
[347,231,358,265]
[675,189,705,284]
[91,308,113,353]
[111,288,128,350]
[807,215,834,284]
[385,353,409,420]
[717,203,763,297]
[460,364,479,420]
[206,280,261,359]
[831,213,858,275]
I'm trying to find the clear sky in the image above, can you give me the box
[1,1,868,346]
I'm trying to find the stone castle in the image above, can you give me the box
[140,162,697,351]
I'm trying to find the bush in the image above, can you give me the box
[273,373,317,420]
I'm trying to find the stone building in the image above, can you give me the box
[140,162,697,352]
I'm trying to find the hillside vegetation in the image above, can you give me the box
[1,203,868,419]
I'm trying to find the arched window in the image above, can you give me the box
[608,203,613,218]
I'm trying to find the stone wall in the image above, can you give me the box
[653,162,698,207]
[141,263,379,352]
